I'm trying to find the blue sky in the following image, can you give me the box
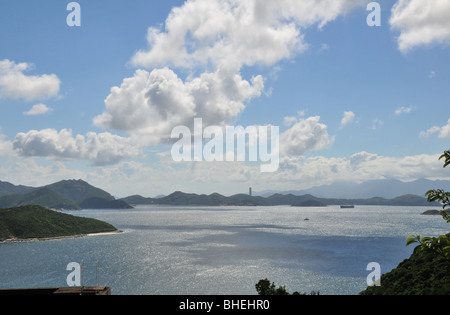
[0,0,449,197]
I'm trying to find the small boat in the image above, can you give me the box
[340,205,355,209]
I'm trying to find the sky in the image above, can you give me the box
[0,0,449,198]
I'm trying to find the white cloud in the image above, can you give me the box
[280,116,334,156]
[1,148,447,198]
[283,110,306,127]
[157,151,447,195]
[420,119,450,139]
[390,0,450,53]
[283,116,298,127]
[370,119,383,130]
[23,104,53,116]
[0,59,60,101]
[254,151,447,192]
[94,68,263,144]
[395,106,413,115]
[13,129,141,166]
[340,111,355,127]
[131,0,365,71]
[96,0,366,144]
[0,132,14,157]
[0,159,86,189]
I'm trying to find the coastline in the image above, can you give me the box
[0,230,123,244]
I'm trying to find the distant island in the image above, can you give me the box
[0,205,119,242]
[0,179,440,210]
[421,209,450,216]
[120,191,438,207]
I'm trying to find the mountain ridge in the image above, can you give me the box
[121,191,438,207]
[255,178,450,199]
[0,179,444,209]
[0,179,132,210]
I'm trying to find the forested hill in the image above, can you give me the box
[0,180,132,210]
[121,191,437,207]
[0,205,118,242]
[0,179,439,210]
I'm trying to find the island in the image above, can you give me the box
[0,205,119,242]
[421,209,449,216]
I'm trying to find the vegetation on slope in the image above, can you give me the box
[45,179,115,202]
[360,235,450,295]
[79,197,133,209]
[361,150,450,295]
[0,187,81,210]
[0,180,132,210]
[121,191,435,207]
[0,205,118,241]
[255,279,320,295]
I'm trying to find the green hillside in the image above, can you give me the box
[0,179,132,210]
[122,191,437,207]
[79,197,133,209]
[0,181,33,197]
[360,235,450,295]
[120,195,155,205]
[0,187,81,210]
[0,205,118,241]
[45,179,115,202]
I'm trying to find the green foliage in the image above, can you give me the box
[360,149,450,295]
[0,187,81,210]
[360,238,450,295]
[255,279,319,296]
[406,234,450,262]
[0,205,117,241]
[46,179,115,202]
[440,150,450,168]
[407,149,450,263]
[426,189,450,211]
[0,180,133,210]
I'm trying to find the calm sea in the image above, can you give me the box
[0,205,448,295]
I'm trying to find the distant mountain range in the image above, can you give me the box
[0,178,446,210]
[254,179,450,199]
[0,180,132,210]
[120,191,438,207]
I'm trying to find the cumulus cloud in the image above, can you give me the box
[255,151,447,192]
[13,129,141,166]
[420,119,450,139]
[340,111,355,127]
[94,68,263,143]
[99,0,365,145]
[280,116,334,156]
[0,59,60,101]
[148,150,447,195]
[395,106,413,115]
[23,104,53,116]
[0,132,14,157]
[1,149,447,197]
[390,0,450,53]
[131,0,365,70]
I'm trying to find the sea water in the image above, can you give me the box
[0,205,448,295]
